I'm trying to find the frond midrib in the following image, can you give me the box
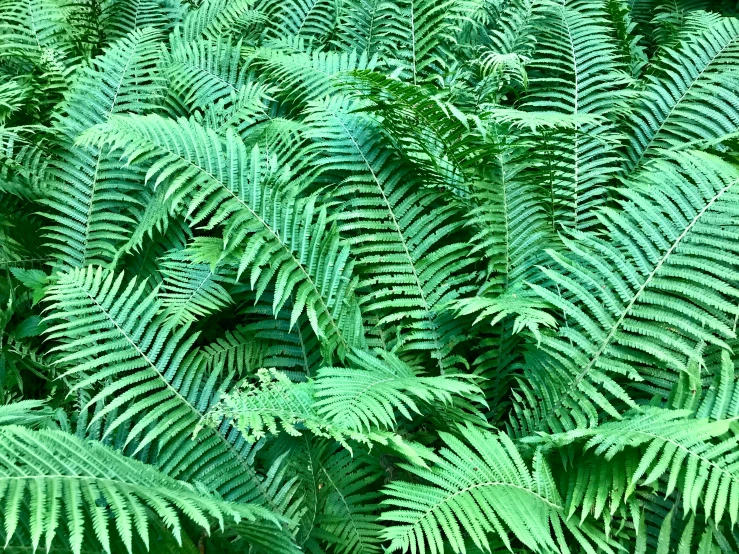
[392,480,563,531]
[318,461,374,553]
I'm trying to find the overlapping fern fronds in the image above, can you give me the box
[515,150,739,435]
[0,424,285,554]
[4,0,739,553]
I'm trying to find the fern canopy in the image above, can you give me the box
[3,0,739,552]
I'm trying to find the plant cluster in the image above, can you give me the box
[2,0,739,552]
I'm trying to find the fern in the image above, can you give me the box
[5,0,739,552]
[44,266,302,517]
[208,348,482,459]
[625,17,739,171]
[0,424,284,554]
[304,95,478,371]
[158,248,234,325]
[80,114,366,360]
[516,151,739,434]
[382,423,615,554]
[42,27,165,268]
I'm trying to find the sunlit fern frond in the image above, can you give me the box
[44,265,303,516]
[382,423,616,554]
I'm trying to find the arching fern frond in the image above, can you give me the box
[80,114,365,361]
[382,424,615,554]
[44,266,302,515]
[516,151,739,435]
[43,27,165,268]
[0,400,51,427]
[208,348,481,458]
[313,348,485,431]
[304,95,479,371]
[533,407,739,527]
[624,17,739,172]
[205,367,424,461]
[345,70,485,190]
[0,425,285,554]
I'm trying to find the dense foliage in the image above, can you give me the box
[2,0,739,552]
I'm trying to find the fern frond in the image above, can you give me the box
[624,17,739,171]
[516,151,739,434]
[261,0,342,43]
[382,424,615,554]
[176,0,265,43]
[245,37,377,108]
[535,407,739,526]
[80,114,366,360]
[44,266,302,515]
[101,0,183,41]
[334,0,395,56]
[210,348,480,457]
[0,425,285,554]
[313,348,485,432]
[43,27,165,268]
[0,400,51,426]
[201,326,269,376]
[305,95,479,370]
[381,0,468,84]
[345,70,485,189]
[522,0,631,230]
[308,443,384,554]
[0,0,74,64]
[164,34,270,120]
[206,367,423,461]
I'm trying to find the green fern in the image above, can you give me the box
[0,424,284,554]
[382,423,615,554]
[80,114,366,360]
[516,151,739,435]
[42,27,165,268]
[5,0,739,552]
[625,17,739,171]
[44,265,302,516]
